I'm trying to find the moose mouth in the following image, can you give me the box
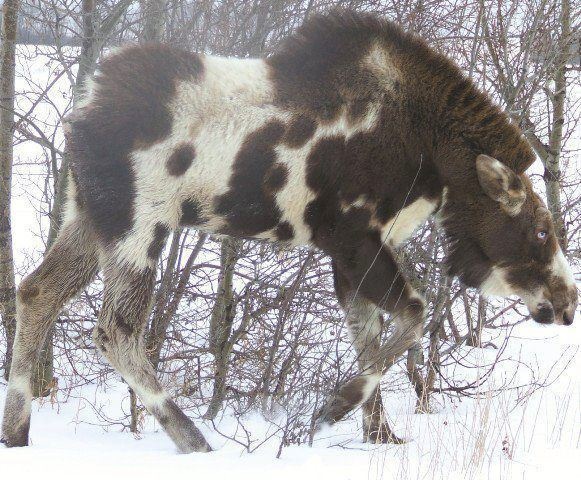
[530,301,575,326]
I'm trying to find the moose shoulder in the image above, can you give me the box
[2,10,577,453]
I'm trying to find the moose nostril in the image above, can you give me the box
[563,311,574,326]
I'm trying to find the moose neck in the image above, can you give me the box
[431,76,535,188]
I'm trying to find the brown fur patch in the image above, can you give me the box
[17,284,40,304]
[114,313,134,336]
[180,198,204,226]
[166,144,195,176]
[215,121,285,236]
[263,163,288,194]
[341,376,368,406]
[147,223,169,260]
[275,221,294,241]
[283,114,316,148]
[0,390,30,447]
[267,12,383,121]
[68,45,204,242]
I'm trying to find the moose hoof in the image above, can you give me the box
[314,407,340,432]
[314,396,351,429]
[364,425,406,444]
[0,431,29,448]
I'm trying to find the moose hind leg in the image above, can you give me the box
[94,255,211,453]
[1,216,98,447]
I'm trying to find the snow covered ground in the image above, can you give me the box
[1,318,580,480]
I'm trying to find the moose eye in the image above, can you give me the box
[536,231,547,241]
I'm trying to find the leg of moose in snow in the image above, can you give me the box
[94,254,211,453]
[1,216,98,447]
[316,234,424,430]
[333,263,404,443]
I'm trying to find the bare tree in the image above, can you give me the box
[0,0,19,380]
[140,0,167,42]
[203,237,242,419]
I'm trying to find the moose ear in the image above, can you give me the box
[476,154,526,215]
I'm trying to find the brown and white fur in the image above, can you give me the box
[2,11,577,452]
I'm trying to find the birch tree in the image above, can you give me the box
[0,0,19,380]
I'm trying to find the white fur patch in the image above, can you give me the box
[108,55,387,267]
[112,57,283,269]
[381,196,438,246]
[7,375,32,395]
[479,266,514,298]
[551,248,576,288]
[273,106,382,245]
[135,387,170,409]
[363,42,401,92]
[75,75,99,110]
[272,141,317,245]
[360,373,382,403]
[62,177,81,227]
[479,267,546,317]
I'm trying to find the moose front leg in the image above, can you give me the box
[316,234,424,436]
[331,262,405,443]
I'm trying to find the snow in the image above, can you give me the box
[2,319,580,479]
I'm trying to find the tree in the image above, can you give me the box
[0,0,19,380]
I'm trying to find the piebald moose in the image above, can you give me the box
[2,11,577,453]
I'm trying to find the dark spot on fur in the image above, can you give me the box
[17,283,39,304]
[150,402,170,426]
[97,327,109,342]
[317,375,371,424]
[263,163,288,194]
[68,45,204,242]
[303,135,346,241]
[167,144,195,176]
[341,377,367,405]
[401,298,424,319]
[347,98,373,122]
[147,223,169,260]
[275,221,294,241]
[95,327,109,352]
[115,313,134,336]
[180,198,204,226]
[215,121,285,236]
[283,115,316,148]
[533,304,554,324]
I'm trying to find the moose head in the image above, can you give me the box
[445,154,577,325]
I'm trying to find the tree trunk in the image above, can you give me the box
[147,232,207,371]
[140,0,167,42]
[203,237,241,420]
[475,296,486,347]
[0,0,19,380]
[544,0,571,250]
